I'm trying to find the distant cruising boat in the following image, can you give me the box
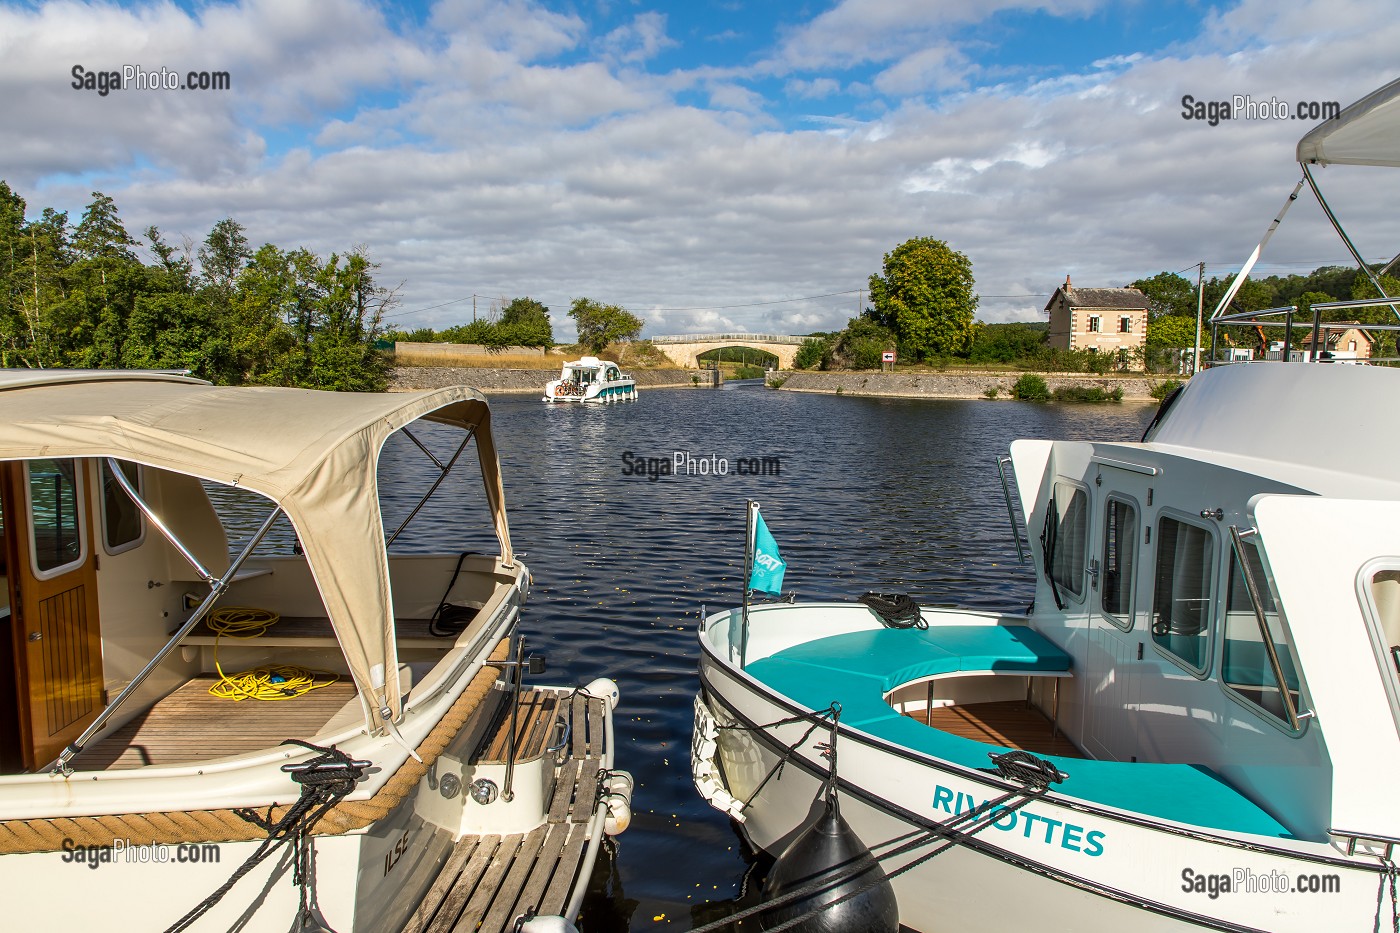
[0,370,628,932]
[691,78,1400,931]
[544,356,638,403]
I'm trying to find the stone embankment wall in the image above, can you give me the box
[390,367,704,393]
[773,370,1170,401]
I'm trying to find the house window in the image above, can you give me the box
[1223,539,1300,726]
[1349,340,1357,351]
[1101,498,1137,628]
[1151,516,1214,672]
[1120,316,1132,333]
[1088,315,1100,333]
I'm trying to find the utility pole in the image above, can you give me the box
[472,294,477,323]
[1192,262,1205,375]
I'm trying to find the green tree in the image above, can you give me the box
[794,335,832,369]
[866,237,977,361]
[1147,315,1197,349]
[968,322,1048,364]
[497,297,553,348]
[1130,271,1198,320]
[830,316,895,369]
[569,297,642,352]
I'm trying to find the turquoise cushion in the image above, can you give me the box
[745,625,1293,839]
[768,626,1070,693]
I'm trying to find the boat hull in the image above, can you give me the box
[543,378,638,403]
[696,652,1387,933]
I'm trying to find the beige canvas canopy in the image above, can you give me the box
[0,370,513,730]
[1297,75,1400,167]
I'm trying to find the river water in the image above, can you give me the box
[223,380,1158,931]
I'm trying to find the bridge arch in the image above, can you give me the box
[648,333,807,369]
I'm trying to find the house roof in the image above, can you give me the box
[1043,286,1150,313]
[1294,322,1376,349]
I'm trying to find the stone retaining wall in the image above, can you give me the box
[390,366,704,394]
[773,370,1174,401]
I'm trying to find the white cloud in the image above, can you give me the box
[4,0,1400,344]
[599,11,677,64]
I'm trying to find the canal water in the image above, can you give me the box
[226,380,1158,930]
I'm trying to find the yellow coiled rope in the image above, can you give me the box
[205,607,341,701]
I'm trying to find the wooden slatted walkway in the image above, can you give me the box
[403,689,609,933]
[911,700,1084,759]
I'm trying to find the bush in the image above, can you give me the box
[983,386,999,399]
[829,317,896,370]
[1150,379,1183,400]
[793,336,831,369]
[1011,374,1050,401]
[1052,385,1123,403]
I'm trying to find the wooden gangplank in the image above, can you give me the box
[403,689,608,933]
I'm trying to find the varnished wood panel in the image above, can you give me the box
[910,700,1085,759]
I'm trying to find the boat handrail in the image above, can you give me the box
[1207,298,1400,367]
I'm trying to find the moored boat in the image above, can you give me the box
[544,356,638,403]
[0,370,628,931]
[692,78,1400,931]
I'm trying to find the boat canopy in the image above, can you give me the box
[1297,76,1400,167]
[0,370,513,730]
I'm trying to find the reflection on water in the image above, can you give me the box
[208,385,1155,930]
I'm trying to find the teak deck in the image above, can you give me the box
[403,689,609,933]
[82,675,358,769]
[912,700,1084,759]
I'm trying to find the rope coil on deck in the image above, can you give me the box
[0,641,510,855]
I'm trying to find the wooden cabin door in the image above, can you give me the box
[0,460,103,771]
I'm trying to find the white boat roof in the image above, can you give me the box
[0,370,513,726]
[1144,362,1400,497]
[1297,76,1400,167]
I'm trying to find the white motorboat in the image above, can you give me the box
[0,370,628,931]
[692,78,1400,931]
[544,356,637,403]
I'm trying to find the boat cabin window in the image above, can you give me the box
[1048,483,1088,601]
[1101,497,1137,628]
[1151,516,1214,672]
[1367,568,1400,686]
[26,458,85,578]
[1222,539,1301,726]
[101,460,145,555]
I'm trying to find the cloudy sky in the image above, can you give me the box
[3,0,1398,340]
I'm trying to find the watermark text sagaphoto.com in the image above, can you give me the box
[620,450,782,482]
[1180,94,1340,126]
[1180,867,1341,899]
[61,837,221,869]
[71,65,231,96]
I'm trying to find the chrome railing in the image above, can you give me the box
[1207,297,1400,367]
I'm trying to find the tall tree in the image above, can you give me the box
[866,237,977,360]
[1129,271,1197,320]
[569,297,642,352]
[198,218,252,308]
[497,296,553,347]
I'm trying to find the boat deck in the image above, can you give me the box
[403,689,609,933]
[82,676,359,769]
[909,700,1084,759]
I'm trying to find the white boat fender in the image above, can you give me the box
[602,769,633,835]
[582,677,620,711]
[515,914,578,933]
[759,792,898,933]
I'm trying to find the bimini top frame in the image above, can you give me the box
[1210,78,1400,336]
[0,370,514,736]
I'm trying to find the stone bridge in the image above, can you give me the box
[647,333,809,369]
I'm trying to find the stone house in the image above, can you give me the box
[1043,275,1150,366]
[1288,322,1376,362]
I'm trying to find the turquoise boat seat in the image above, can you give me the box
[743,625,1293,839]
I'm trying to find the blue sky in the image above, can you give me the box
[2,0,1396,338]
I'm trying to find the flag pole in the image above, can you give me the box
[741,499,757,668]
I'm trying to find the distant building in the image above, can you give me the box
[1043,275,1150,367]
[1286,322,1375,362]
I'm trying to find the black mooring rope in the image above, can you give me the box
[857,592,926,629]
[162,740,369,933]
[686,725,1065,933]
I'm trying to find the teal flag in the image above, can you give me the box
[748,510,787,596]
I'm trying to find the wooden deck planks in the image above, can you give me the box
[404,686,609,933]
[82,676,358,769]
[913,700,1084,758]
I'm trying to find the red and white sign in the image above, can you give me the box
[881,351,896,362]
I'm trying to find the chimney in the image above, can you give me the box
[1065,274,1072,290]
